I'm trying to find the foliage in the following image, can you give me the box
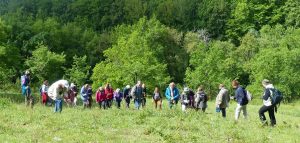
[25,44,65,83]
[65,55,90,86]
[92,17,170,90]
[185,41,240,96]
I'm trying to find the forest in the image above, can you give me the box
[0,0,300,100]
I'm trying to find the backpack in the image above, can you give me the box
[241,88,248,105]
[269,88,283,105]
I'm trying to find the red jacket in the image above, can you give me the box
[105,88,114,99]
[96,90,106,102]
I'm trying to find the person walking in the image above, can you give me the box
[165,82,180,109]
[215,84,229,117]
[232,80,249,121]
[123,85,131,108]
[195,86,208,112]
[21,70,33,108]
[95,87,107,109]
[105,83,114,108]
[259,79,277,126]
[48,80,69,113]
[152,87,162,110]
[41,80,49,106]
[131,81,143,110]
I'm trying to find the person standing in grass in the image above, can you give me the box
[48,80,69,113]
[232,80,248,121]
[165,82,180,109]
[114,88,123,109]
[181,87,190,112]
[64,83,77,107]
[123,85,131,108]
[259,79,277,126]
[80,84,90,109]
[142,83,147,108]
[21,70,33,108]
[152,87,162,110]
[215,84,229,118]
[87,86,93,108]
[41,80,49,106]
[131,81,143,110]
[105,83,114,108]
[195,86,208,112]
[95,87,107,109]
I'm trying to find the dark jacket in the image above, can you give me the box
[234,86,248,105]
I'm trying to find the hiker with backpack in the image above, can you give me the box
[123,85,131,108]
[80,84,91,109]
[142,83,147,108]
[21,70,33,108]
[259,79,281,126]
[152,87,162,110]
[95,86,107,109]
[48,80,70,113]
[181,87,190,112]
[105,83,114,108]
[165,82,180,109]
[195,86,208,112]
[41,80,49,106]
[114,88,123,109]
[215,84,229,118]
[232,80,248,121]
[131,81,144,110]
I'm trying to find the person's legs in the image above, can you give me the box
[168,100,173,109]
[54,99,58,112]
[135,99,141,109]
[259,105,269,124]
[268,106,276,126]
[158,100,162,110]
[59,99,63,112]
[42,93,47,105]
[235,104,242,120]
[98,101,102,109]
[242,105,248,119]
[221,108,226,117]
[182,104,187,112]
[202,108,206,112]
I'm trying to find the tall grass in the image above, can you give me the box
[0,93,299,143]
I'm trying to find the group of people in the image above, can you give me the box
[21,70,280,126]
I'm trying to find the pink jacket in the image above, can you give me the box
[96,90,106,102]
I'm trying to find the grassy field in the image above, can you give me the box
[0,93,299,143]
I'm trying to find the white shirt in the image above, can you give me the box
[48,80,69,100]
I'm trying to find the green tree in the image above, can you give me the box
[92,17,170,90]
[65,55,90,86]
[185,41,240,96]
[25,44,65,83]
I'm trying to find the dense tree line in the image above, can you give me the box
[0,0,299,100]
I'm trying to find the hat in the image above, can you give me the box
[126,85,130,89]
[70,83,75,88]
[184,87,189,92]
[262,79,270,85]
[25,70,30,75]
[116,88,120,92]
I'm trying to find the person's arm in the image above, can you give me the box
[165,88,170,100]
[262,89,271,100]
[173,88,180,99]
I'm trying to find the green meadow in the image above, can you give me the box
[0,93,299,143]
